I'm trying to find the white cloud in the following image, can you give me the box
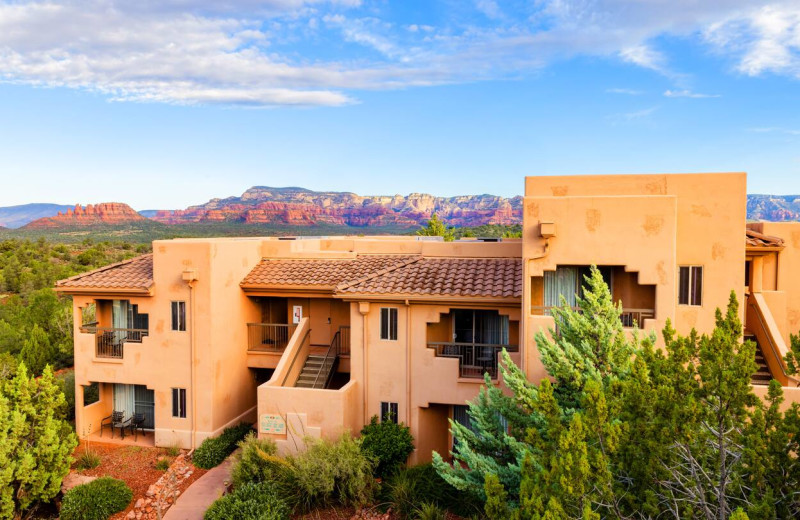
[663,89,721,98]
[0,0,798,107]
[474,0,501,19]
[619,45,667,73]
[606,88,643,95]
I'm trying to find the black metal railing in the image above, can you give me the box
[247,323,298,352]
[336,326,350,356]
[93,327,148,359]
[427,342,519,379]
[531,306,655,328]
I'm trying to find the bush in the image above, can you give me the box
[416,502,446,520]
[76,450,101,471]
[155,458,171,471]
[204,482,290,520]
[61,477,133,520]
[193,422,253,469]
[360,415,414,478]
[231,432,278,487]
[381,464,481,519]
[252,435,376,512]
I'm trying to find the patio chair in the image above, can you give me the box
[100,410,127,438]
[129,413,147,441]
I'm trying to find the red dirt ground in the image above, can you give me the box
[72,440,207,519]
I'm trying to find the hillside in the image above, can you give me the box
[0,203,73,228]
[150,186,522,228]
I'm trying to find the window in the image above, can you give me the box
[172,388,187,418]
[380,308,398,341]
[171,301,186,331]
[380,402,399,424]
[679,266,703,306]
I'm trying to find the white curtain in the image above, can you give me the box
[113,384,135,417]
[544,267,579,310]
[112,300,130,329]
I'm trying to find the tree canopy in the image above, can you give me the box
[435,266,800,520]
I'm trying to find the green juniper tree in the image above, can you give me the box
[437,266,800,520]
[416,213,455,242]
[0,363,77,519]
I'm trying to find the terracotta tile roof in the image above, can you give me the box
[241,255,420,290]
[337,257,522,299]
[55,254,154,292]
[746,229,784,249]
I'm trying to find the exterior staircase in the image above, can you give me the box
[745,332,773,385]
[295,354,337,389]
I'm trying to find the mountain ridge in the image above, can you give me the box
[5,189,800,230]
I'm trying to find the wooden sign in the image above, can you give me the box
[260,414,286,434]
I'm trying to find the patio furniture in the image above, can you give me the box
[129,413,147,441]
[100,411,127,439]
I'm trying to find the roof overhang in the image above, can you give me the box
[334,293,521,306]
[54,286,154,297]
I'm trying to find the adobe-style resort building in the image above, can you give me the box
[56,172,800,464]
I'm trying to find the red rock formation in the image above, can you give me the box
[150,187,523,228]
[25,203,146,228]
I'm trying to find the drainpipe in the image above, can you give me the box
[182,269,199,449]
[358,302,370,425]
[405,300,411,431]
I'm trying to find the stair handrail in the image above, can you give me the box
[749,295,800,387]
[312,330,341,389]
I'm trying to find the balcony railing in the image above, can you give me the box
[87,327,148,359]
[336,326,351,356]
[247,323,298,352]
[428,342,519,379]
[531,306,655,328]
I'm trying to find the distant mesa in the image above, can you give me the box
[149,186,523,228]
[24,203,146,229]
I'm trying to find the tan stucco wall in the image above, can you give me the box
[758,222,800,342]
[522,173,747,382]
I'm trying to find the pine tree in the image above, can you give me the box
[0,363,78,519]
[416,213,455,242]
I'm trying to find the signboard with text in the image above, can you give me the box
[260,414,286,435]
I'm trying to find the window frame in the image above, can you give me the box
[171,301,186,332]
[380,401,399,424]
[379,307,399,341]
[171,388,187,418]
[678,265,704,307]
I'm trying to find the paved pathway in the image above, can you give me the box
[163,456,234,520]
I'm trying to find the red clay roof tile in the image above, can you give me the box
[55,254,154,292]
[336,257,522,299]
[240,255,420,289]
[746,229,784,248]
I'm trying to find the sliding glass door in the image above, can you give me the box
[112,384,155,429]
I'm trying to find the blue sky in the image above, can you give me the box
[0,0,798,210]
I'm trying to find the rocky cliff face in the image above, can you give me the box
[151,187,523,228]
[747,195,800,222]
[24,203,146,228]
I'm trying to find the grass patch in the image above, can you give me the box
[76,450,101,471]
[164,443,181,457]
[155,458,172,471]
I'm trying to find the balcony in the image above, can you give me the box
[530,306,655,328]
[80,325,148,359]
[247,323,298,352]
[427,342,519,379]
